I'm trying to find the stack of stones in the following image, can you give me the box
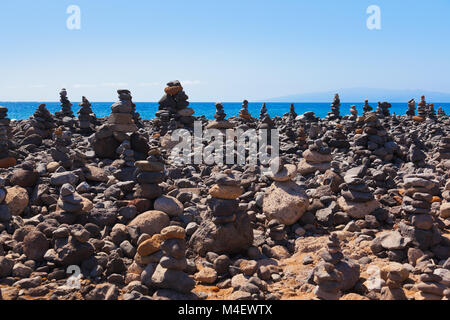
[377,102,391,118]
[322,125,350,150]
[206,103,234,129]
[50,127,73,168]
[406,99,416,117]
[298,139,333,175]
[151,226,195,296]
[259,103,268,120]
[238,100,252,120]
[337,165,380,219]
[289,103,297,120]
[350,105,358,118]
[379,263,409,300]
[296,127,308,150]
[415,269,449,300]
[437,107,446,116]
[55,88,75,126]
[156,80,193,135]
[207,173,243,225]
[313,233,344,300]
[116,140,135,168]
[363,100,373,115]
[417,96,428,119]
[77,96,96,133]
[57,183,84,215]
[436,136,450,160]
[266,219,287,246]
[353,111,398,162]
[326,94,341,120]
[0,106,11,161]
[28,104,56,138]
[427,104,436,120]
[108,90,138,135]
[134,148,165,201]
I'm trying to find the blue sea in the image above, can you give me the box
[1,102,450,121]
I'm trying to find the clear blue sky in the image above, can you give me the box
[1,0,450,101]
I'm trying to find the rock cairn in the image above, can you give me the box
[415,269,448,300]
[380,263,409,300]
[289,103,297,120]
[266,219,287,246]
[350,105,358,117]
[0,106,11,161]
[436,136,450,160]
[28,104,56,138]
[298,139,332,175]
[417,96,427,119]
[156,80,193,135]
[56,88,74,118]
[437,107,446,116]
[134,148,165,201]
[151,226,195,295]
[117,140,135,168]
[208,173,243,225]
[108,90,138,134]
[326,94,341,120]
[259,103,268,120]
[377,102,391,118]
[206,103,234,129]
[238,100,252,120]
[337,165,380,219]
[77,96,96,133]
[406,99,416,117]
[363,100,373,115]
[313,233,344,300]
[427,104,436,119]
[57,183,84,215]
[50,127,73,168]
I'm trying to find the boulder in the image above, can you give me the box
[5,186,29,216]
[23,231,49,261]
[154,196,184,217]
[128,211,170,236]
[10,169,39,187]
[337,197,380,219]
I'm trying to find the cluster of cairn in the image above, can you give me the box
[156,80,193,135]
[28,104,56,138]
[353,112,399,162]
[77,96,96,133]
[108,90,138,134]
[134,148,165,201]
[298,139,333,175]
[0,106,11,160]
[326,94,341,120]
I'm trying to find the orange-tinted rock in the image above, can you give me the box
[128,199,151,213]
[431,196,441,203]
[413,116,425,123]
[164,86,183,96]
[0,157,17,169]
[355,129,363,134]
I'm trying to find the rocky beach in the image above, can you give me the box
[0,83,449,301]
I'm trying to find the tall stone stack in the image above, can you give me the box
[134,148,165,201]
[0,106,11,162]
[206,103,234,129]
[259,103,268,120]
[437,107,446,116]
[427,104,436,119]
[349,105,358,118]
[50,127,73,168]
[54,88,75,127]
[238,100,252,120]
[151,226,195,296]
[116,140,135,168]
[57,183,85,215]
[156,80,194,135]
[436,136,450,160]
[326,94,341,120]
[415,269,448,300]
[377,102,391,118]
[313,233,344,300]
[77,96,96,133]
[337,165,380,219]
[108,90,138,134]
[189,171,253,255]
[379,263,409,300]
[363,100,373,115]
[289,103,298,120]
[417,96,427,119]
[406,99,416,117]
[297,139,333,175]
[27,104,56,139]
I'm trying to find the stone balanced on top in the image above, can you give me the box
[417,96,427,118]
[326,94,341,120]
[55,88,75,127]
[77,96,96,133]
[298,139,333,175]
[108,89,138,134]
[206,103,234,129]
[363,99,373,115]
[238,100,252,120]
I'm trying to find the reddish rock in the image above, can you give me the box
[128,199,152,213]
[0,157,17,169]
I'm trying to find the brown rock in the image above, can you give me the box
[128,211,170,236]
[137,234,163,257]
[209,184,243,200]
[5,186,29,216]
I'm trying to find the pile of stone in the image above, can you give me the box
[377,102,391,118]
[406,99,416,117]
[151,226,195,296]
[298,139,333,175]
[437,107,446,116]
[155,80,194,135]
[265,219,287,246]
[414,269,449,300]
[116,140,135,168]
[189,171,253,255]
[322,124,350,150]
[134,148,165,201]
[417,96,428,119]
[206,103,234,129]
[77,96,96,133]
[349,105,358,117]
[56,88,74,118]
[313,233,344,300]
[27,104,56,138]
[363,100,373,114]
[337,165,380,219]
[108,90,138,134]
[352,111,399,162]
[436,136,450,160]
[326,94,341,120]
[57,183,85,215]
[379,263,409,300]
[238,100,252,120]
[427,104,436,119]
[289,104,297,120]
[296,127,308,150]
[264,157,309,226]
[259,103,268,120]
[50,127,73,168]
[0,106,11,161]
[0,178,9,222]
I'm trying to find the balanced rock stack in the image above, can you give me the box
[414,269,448,300]
[134,148,165,201]
[57,183,85,215]
[264,157,309,225]
[377,102,391,118]
[437,107,446,116]
[77,96,96,133]
[151,226,196,296]
[55,88,75,127]
[337,165,380,219]
[349,105,358,117]
[436,136,450,160]
[108,90,138,134]
[206,103,234,129]
[326,94,341,120]
[289,103,298,120]
[298,139,333,175]
[238,100,252,120]
[427,104,437,119]
[27,104,56,138]
[379,263,409,300]
[259,103,268,120]
[266,219,287,246]
[313,233,344,300]
[406,99,416,117]
[50,127,73,168]
[417,96,428,119]
[116,140,135,168]
[363,100,373,115]
[189,172,253,255]
[0,106,11,163]
[156,80,194,135]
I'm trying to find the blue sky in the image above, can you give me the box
[1,0,450,101]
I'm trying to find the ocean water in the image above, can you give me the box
[1,101,450,121]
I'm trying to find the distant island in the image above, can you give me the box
[267,88,450,102]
